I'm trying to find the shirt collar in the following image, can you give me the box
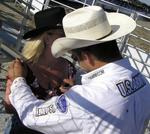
[81,58,131,84]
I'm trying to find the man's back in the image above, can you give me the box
[66,58,150,134]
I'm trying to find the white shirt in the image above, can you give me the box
[9,59,150,134]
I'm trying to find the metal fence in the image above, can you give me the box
[122,13,150,82]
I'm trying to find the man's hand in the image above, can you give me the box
[59,77,75,93]
[7,59,27,81]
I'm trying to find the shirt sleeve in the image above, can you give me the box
[9,77,83,134]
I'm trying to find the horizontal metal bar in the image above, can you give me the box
[50,0,76,10]
[130,34,150,44]
[0,43,27,61]
[136,24,150,31]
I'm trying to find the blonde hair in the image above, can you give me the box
[22,33,46,63]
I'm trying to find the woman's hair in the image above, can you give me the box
[22,33,46,63]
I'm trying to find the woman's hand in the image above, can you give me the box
[7,59,27,81]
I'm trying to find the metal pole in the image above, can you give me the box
[43,0,50,10]
[16,0,33,51]
[119,12,137,53]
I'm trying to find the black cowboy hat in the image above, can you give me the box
[23,7,65,39]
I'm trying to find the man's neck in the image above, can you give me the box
[92,60,108,70]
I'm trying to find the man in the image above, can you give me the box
[7,6,150,134]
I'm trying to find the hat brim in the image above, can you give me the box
[51,13,136,57]
[23,26,62,39]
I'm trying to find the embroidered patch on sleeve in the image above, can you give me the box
[36,104,56,116]
[56,95,67,113]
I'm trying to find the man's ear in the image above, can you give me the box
[81,52,95,66]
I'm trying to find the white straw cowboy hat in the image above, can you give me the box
[51,6,136,57]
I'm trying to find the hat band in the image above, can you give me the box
[64,16,107,34]
[64,21,111,40]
